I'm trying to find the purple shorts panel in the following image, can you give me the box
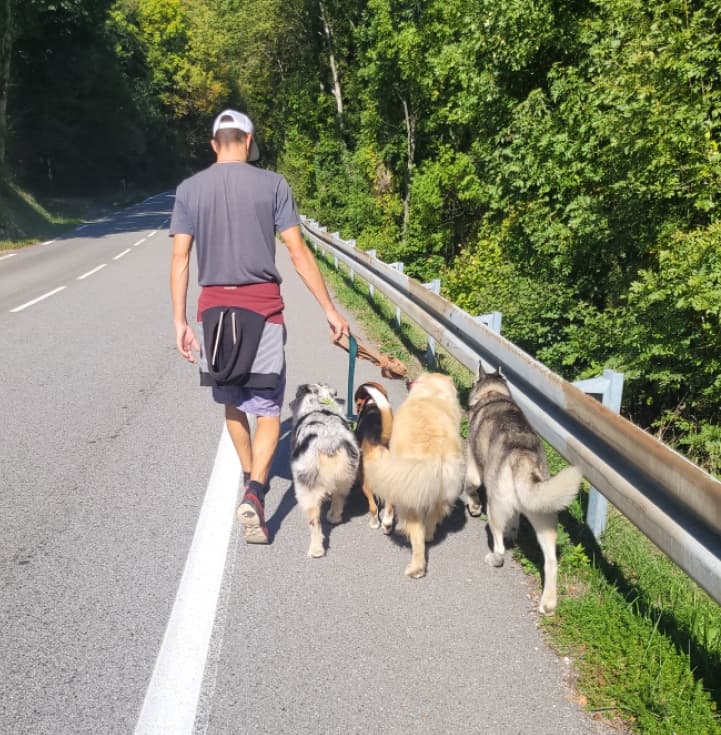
[211,368,286,417]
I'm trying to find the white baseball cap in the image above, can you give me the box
[212,109,260,161]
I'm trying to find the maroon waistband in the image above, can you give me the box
[197,282,284,324]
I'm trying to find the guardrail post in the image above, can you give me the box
[573,369,625,540]
[347,240,356,282]
[475,311,503,334]
[331,233,340,270]
[389,262,404,327]
[423,279,442,366]
[367,250,377,299]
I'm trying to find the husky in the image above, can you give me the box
[353,382,394,530]
[363,373,465,578]
[465,364,582,615]
[290,383,360,558]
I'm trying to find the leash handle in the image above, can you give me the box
[346,333,357,420]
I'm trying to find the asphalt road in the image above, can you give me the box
[0,193,608,734]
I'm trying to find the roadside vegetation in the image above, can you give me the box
[0,179,83,249]
[0,179,149,250]
[314,245,721,734]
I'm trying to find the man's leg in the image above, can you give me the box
[224,404,253,478]
[249,415,281,486]
[224,406,281,485]
[230,409,280,545]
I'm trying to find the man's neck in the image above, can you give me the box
[216,144,248,164]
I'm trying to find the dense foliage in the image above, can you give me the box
[2,0,719,472]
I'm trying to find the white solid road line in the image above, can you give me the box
[77,264,108,280]
[0,253,16,261]
[113,248,132,260]
[134,426,241,735]
[10,286,67,313]
[132,238,147,247]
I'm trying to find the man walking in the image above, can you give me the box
[170,109,349,544]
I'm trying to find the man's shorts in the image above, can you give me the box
[211,366,286,417]
[197,317,286,418]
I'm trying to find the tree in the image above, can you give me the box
[0,0,12,170]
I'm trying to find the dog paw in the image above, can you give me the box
[404,563,426,578]
[326,510,343,525]
[368,512,381,530]
[466,501,483,517]
[538,595,557,617]
[485,551,504,568]
[308,544,325,558]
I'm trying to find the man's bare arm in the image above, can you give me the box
[279,225,349,340]
[170,233,199,362]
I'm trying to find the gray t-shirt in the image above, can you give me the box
[169,162,301,286]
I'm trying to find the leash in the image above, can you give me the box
[346,333,358,421]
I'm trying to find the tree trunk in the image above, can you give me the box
[319,1,344,129]
[0,0,12,170]
[0,0,13,171]
[401,97,416,242]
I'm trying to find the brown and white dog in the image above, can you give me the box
[362,373,465,578]
[353,382,394,530]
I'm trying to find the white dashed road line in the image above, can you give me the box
[77,264,108,280]
[10,286,67,313]
[133,427,241,735]
[9,206,167,313]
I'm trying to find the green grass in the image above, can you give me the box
[312,240,721,735]
[0,178,153,250]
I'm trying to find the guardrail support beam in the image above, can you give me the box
[423,279,442,367]
[389,262,405,327]
[574,369,625,540]
[367,250,377,299]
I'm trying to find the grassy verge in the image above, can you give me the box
[313,242,721,735]
[0,178,154,250]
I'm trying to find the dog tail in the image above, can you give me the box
[519,465,582,514]
[363,452,464,513]
[363,384,393,446]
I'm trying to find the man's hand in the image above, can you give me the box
[175,322,200,363]
[326,307,350,342]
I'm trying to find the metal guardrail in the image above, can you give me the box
[301,217,721,606]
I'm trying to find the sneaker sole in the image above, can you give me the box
[237,501,269,544]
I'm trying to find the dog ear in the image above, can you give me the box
[477,362,487,381]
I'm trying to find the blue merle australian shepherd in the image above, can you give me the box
[289,383,360,558]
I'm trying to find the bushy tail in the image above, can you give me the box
[363,384,393,446]
[363,451,464,513]
[518,466,582,514]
